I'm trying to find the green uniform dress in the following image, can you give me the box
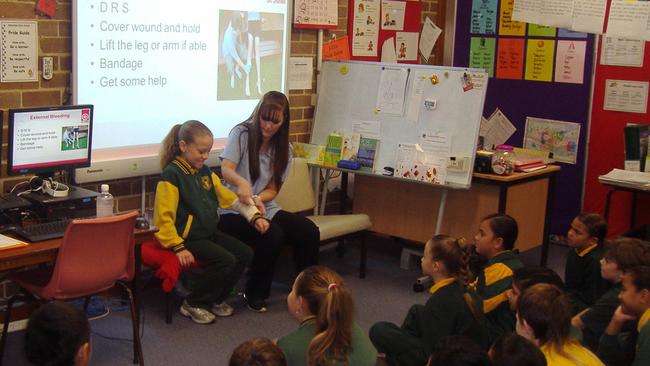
[369,278,486,366]
[153,157,254,309]
[565,243,610,313]
[471,250,524,344]
[599,308,650,366]
[278,316,377,366]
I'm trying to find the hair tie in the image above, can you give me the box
[327,283,337,291]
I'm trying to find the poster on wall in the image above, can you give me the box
[554,40,586,84]
[293,0,338,28]
[600,37,645,67]
[0,21,38,82]
[603,79,649,114]
[381,0,406,30]
[352,0,380,57]
[524,117,581,164]
[471,0,498,35]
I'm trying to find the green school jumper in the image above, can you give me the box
[471,250,524,344]
[599,308,650,366]
[278,317,377,366]
[369,278,486,366]
[565,243,610,313]
[581,282,635,350]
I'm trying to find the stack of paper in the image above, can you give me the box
[598,169,650,190]
[0,234,28,251]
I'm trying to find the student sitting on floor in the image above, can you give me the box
[565,213,610,314]
[572,237,650,350]
[369,234,485,366]
[471,213,524,343]
[488,334,547,366]
[508,266,565,312]
[229,337,287,366]
[277,265,376,366]
[517,283,604,365]
[599,265,650,366]
[25,301,91,366]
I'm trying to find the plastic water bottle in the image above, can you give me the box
[96,184,114,217]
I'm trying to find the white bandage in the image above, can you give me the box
[230,199,262,223]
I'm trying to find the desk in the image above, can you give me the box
[331,165,560,266]
[0,228,157,321]
[602,182,650,231]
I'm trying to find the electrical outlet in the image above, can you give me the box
[42,56,53,80]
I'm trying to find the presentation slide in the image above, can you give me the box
[11,108,91,170]
[73,0,290,159]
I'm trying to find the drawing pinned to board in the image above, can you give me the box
[376,67,408,115]
[352,0,380,57]
[381,0,406,30]
[524,117,581,164]
[396,32,418,61]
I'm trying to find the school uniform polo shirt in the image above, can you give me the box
[541,341,604,366]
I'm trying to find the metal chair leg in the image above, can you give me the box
[119,282,144,366]
[360,232,367,279]
[165,292,172,324]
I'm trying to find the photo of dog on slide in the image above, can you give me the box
[61,126,89,151]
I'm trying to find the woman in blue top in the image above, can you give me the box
[219,91,320,312]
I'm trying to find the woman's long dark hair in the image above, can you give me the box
[236,91,290,188]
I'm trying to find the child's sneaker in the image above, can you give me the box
[180,300,215,324]
[243,293,268,313]
[212,302,234,317]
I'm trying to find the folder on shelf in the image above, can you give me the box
[624,124,650,172]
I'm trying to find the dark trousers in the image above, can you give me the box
[217,210,320,300]
[183,230,253,309]
[369,305,429,366]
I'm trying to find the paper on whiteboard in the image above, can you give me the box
[572,0,607,34]
[396,143,418,164]
[352,120,381,139]
[483,109,516,148]
[419,131,450,160]
[405,70,427,122]
[419,17,442,62]
[381,37,397,63]
[376,68,408,115]
[288,57,313,90]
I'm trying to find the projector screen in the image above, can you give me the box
[73,1,291,182]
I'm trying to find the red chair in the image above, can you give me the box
[140,239,205,324]
[0,211,143,365]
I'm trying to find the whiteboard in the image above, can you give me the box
[311,60,488,189]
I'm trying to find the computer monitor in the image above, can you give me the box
[7,105,93,177]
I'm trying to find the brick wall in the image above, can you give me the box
[0,0,441,210]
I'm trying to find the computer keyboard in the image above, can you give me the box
[10,219,73,242]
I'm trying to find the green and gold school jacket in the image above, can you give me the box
[153,157,260,253]
[471,250,524,343]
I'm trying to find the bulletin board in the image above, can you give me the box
[311,60,488,189]
[453,0,595,234]
[583,41,650,234]
[347,0,421,63]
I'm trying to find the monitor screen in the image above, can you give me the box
[7,105,94,176]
